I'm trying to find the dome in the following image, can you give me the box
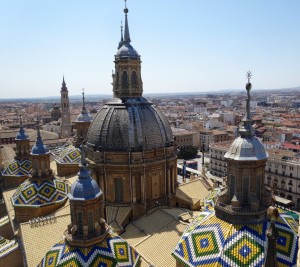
[38,232,140,267]
[116,43,139,59]
[31,129,49,155]
[56,145,81,164]
[2,159,32,176]
[86,97,173,152]
[12,177,68,207]
[76,111,93,122]
[69,168,102,201]
[15,127,29,140]
[172,189,299,267]
[224,136,268,161]
[31,143,49,155]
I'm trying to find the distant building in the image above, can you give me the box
[60,77,72,138]
[172,128,199,149]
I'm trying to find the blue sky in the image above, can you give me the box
[1,0,300,98]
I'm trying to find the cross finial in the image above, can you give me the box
[246,71,252,83]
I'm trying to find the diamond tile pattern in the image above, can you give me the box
[57,145,81,164]
[38,233,140,267]
[12,178,68,206]
[2,159,32,176]
[172,190,298,267]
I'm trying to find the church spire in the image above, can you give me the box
[123,0,131,43]
[61,76,67,91]
[15,114,29,141]
[239,71,255,138]
[81,89,87,114]
[113,0,143,98]
[118,21,124,49]
[60,77,72,138]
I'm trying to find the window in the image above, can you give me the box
[88,212,94,235]
[257,176,261,197]
[229,175,235,200]
[122,71,129,88]
[242,176,249,204]
[77,212,83,236]
[114,178,123,203]
[131,71,138,86]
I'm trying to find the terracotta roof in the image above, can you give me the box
[176,179,210,204]
[19,215,71,267]
[121,208,188,267]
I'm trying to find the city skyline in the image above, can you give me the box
[1,0,300,98]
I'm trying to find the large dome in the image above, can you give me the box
[86,97,173,152]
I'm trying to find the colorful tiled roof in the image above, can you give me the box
[2,159,32,176]
[56,145,81,164]
[12,178,68,207]
[38,232,140,267]
[172,191,298,267]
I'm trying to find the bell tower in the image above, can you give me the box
[215,72,272,224]
[112,0,143,98]
[60,77,72,138]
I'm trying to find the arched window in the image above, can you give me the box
[88,212,94,235]
[114,178,123,203]
[77,212,83,236]
[131,71,138,87]
[122,71,128,89]
[242,176,249,204]
[287,195,293,201]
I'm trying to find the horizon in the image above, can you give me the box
[1,0,300,98]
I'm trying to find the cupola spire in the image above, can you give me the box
[61,76,67,91]
[15,113,29,141]
[81,88,87,114]
[239,71,255,138]
[118,21,124,49]
[123,0,131,43]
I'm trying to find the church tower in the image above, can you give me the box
[215,72,272,224]
[65,146,105,246]
[15,114,30,161]
[112,1,143,98]
[60,77,72,138]
[73,90,93,148]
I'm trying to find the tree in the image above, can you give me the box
[177,146,198,160]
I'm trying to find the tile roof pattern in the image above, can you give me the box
[172,190,299,267]
[38,232,140,267]
[56,145,81,164]
[2,159,32,176]
[12,178,68,207]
